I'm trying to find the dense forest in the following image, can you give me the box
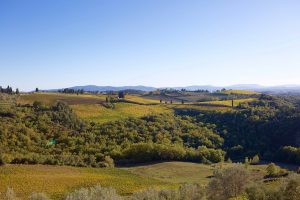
[1,91,300,167]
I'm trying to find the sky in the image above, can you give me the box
[0,0,300,91]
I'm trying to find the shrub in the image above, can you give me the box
[5,187,17,200]
[265,163,288,178]
[65,185,122,200]
[283,175,300,199]
[0,154,5,166]
[246,175,300,200]
[207,165,251,200]
[104,156,115,168]
[131,184,205,200]
[29,193,50,200]
[178,183,206,200]
[266,163,279,177]
[246,184,267,200]
[250,155,260,165]
[131,188,178,200]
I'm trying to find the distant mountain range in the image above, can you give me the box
[49,84,300,94]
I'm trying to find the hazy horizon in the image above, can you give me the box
[16,83,300,92]
[1,0,300,91]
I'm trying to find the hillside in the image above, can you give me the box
[48,84,300,94]
[2,90,300,199]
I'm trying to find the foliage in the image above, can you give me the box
[275,146,300,164]
[29,193,50,200]
[266,163,288,178]
[121,143,224,163]
[65,185,122,200]
[250,155,260,165]
[245,174,300,200]
[131,183,205,200]
[207,165,251,200]
[178,94,300,164]
[5,187,17,200]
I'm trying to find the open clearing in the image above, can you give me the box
[196,98,256,107]
[18,93,106,105]
[71,103,173,123]
[125,161,268,185]
[0,164,173,200]
[220,90,260,95]
[0,162,272,199]
[124,162,214,184]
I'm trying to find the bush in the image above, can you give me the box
[122,143,224,164]
[245,175,300,200]
[5,187,17,200]
[266,163,279,176]
[0,154,5,166]
[207,165,251,200]
[131,189,178,200]
[178,183,206,200]
[297,167,300,174]
[283,175,300,199]
[104,156,115,168]
[65,185,122,200]
[29,193,50,200]
[246,184,267,200]
[250,155,260,165]
[265,163,288,178]
[131,184,205,200]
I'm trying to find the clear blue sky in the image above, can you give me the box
[0,0,300,91]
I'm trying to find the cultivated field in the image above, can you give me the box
[196,98,256,107]
[18,93,106,105]
[13,92,258,123]
[71,103,173,123]
[0,162,274,199]
[219,90,259,95]
[0,164,173,200]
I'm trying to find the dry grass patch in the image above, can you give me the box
[0,165,172,200]
[71,103,173,123]
[125,162,214,185]
[18,93,106,106]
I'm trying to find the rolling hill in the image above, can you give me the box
[46,84,300,94]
